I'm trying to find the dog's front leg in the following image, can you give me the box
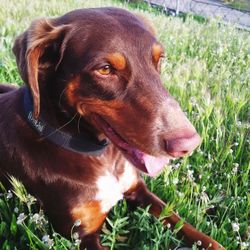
[70,200,109,250]
[80,233,109,250]
[125,181,225,250]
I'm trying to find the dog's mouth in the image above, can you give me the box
[94,116,171,177]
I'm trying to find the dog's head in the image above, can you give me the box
[13,8,200,176]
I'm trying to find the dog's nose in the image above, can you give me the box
[164,132,201,158]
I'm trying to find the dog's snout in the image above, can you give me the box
[159,97,201,158]
[164,132,201,158]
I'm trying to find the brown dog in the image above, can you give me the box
[0,7,224,250]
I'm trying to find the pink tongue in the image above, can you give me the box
[143,154,170,177]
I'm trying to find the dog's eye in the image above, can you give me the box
[98,65,112,75]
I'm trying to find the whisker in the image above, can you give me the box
[40,112,78,140]
[77,114,82,134]
[58,86,68,108]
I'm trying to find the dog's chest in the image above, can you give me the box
[95,161,138,213]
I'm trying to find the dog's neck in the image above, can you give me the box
[23,87,108,156]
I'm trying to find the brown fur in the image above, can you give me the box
[71,201,107,234]
[0,8,224,250]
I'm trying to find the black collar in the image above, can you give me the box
[23,87,108,156]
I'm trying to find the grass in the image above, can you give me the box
[222,0,250,12]
[0,0,249,249]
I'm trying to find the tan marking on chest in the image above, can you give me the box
[95,161,139,213]
[71,200,107,234]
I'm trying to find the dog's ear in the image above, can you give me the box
[13,18,71,118]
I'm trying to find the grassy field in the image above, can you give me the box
[0,0,249,249]
[222,0,250,12]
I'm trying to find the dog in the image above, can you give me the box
[0,7,225,250]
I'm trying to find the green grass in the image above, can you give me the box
[0,0,249,249]
[222,0,250,12]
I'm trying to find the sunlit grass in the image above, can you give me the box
[0,0,249,249]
